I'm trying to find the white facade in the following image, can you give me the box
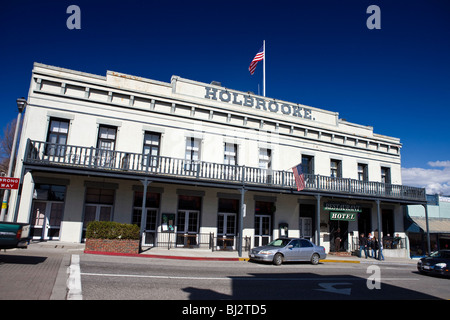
[7,63,425,254]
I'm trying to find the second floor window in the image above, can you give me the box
[97,125,117,151]
[381,167,391,184]
[302,155,314,175]
[258,148,272,170]
[143,132,161,167]
[185,138,201,170]
[224,143,238,165]
[96,125,117,167]
[46,118,69,156]
[358,163,368,182]
[330,159,342,178]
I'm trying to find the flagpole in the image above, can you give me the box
[263,40,266,97]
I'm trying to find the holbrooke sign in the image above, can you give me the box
[204,86,314,120]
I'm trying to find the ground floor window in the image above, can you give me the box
[176,195,201,247]
[358,207,372,236]
[254,201,275,247]
[30,184,66,240]
[382,209,394,237]
[299,204,315,241]
[82,188,115,238]
[217,198,239,250]
[132,191,160,246]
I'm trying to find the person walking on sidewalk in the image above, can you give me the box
[359,233,368,258]
[371,237,378,259]
[377,236,385,260]
[367,232,373,258]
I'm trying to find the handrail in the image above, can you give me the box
[24,140,426,201]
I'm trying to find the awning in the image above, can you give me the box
[408,217,450,234]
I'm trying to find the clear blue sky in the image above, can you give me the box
[1,0,449,193]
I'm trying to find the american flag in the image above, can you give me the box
[292,163,306,191]
[249,45,264,75]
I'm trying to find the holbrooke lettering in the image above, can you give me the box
[204,86,313,120]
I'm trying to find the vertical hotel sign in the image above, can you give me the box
[324,202,361,221]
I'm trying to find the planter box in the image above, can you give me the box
[85,238,140,254]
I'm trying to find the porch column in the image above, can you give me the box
[238,187,246,258]
[140,179,151,249]
[376,199,382,260]
[315,194,321,246]
[423,203,431,255]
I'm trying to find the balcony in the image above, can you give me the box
[24,140,426,202]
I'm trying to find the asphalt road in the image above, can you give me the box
[77,253,450,300]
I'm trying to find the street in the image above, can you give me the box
[76,253,450,300]
[2,246,449,305]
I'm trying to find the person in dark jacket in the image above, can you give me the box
[359,233,368,258]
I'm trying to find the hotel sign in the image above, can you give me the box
[324,202,361,222]
[329,212,357,221]
[204,86,314,120]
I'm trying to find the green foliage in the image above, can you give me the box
[86,221,140,240]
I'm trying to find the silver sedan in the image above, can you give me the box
[249,238,327,265]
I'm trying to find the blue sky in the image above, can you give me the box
[1,0,449,194]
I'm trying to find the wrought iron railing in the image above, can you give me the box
[24,140,426,201]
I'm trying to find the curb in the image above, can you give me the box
[85,250,369,263]
[84,250,248,261]
[320,259,360,264]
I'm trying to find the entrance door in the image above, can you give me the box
[133,208,158,246]
[299,217,312,240]
[30,201,64,240]
[329,220,349,252]
[176,210,199,247]
[254,214,271,247]
[217,212,236,250]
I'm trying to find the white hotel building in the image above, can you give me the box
[8,63,426,256]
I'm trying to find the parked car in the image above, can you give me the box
[249,238,326,265]
[0,222,30,249]
[417,250,450,277]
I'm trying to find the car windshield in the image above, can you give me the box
[430,251,450,259]
[267,238,292,247]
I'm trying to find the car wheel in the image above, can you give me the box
[273,253,283,266]
[311,253,320,265]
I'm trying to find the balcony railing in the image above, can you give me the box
[24,140,426,202]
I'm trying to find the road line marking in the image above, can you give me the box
[80,272,419,282]
[67,254,83,300]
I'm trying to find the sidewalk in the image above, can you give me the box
[85,244,419,265]
[24,240,418,265]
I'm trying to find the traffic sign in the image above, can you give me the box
[0,177,20,190]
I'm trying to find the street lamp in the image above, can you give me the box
[0,98,27,221]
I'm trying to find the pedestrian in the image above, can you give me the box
[377,236,385,260]
[334,228,341,252]
[367,232,373,258]
[371,237,378,259]
[359,233,368,258]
